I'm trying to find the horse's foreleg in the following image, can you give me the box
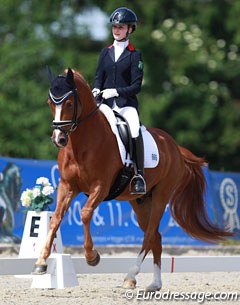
[81,194,102,266]
[32,183,74,274]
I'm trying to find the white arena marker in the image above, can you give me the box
[19,211,63,258]
[31,254,78,289]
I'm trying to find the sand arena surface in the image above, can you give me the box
[0,245,240,305]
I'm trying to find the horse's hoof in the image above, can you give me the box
[86,252,100,266]
[145,286,161,292]
[122,278,136,289]
[32,264,48,275]
[145,282,162,292]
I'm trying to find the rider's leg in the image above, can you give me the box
[132,129,146,193]
[118,107,146,194]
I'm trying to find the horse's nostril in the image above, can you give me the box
[51,132,68,148]
[59,138,66,146]
[58,134,68,147]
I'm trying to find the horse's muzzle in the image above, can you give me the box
[51,130,69,148]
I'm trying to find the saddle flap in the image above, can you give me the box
[114,112,132,156]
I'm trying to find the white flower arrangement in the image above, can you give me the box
[21,177,55,212]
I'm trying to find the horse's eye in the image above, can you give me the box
[65,100,73,109]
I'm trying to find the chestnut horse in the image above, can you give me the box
[33,68,231,291]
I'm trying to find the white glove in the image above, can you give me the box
[102,88,119,99]
[92,88,100,98]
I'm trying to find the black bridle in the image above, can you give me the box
[49,87,103,136]
[49,88,79,134]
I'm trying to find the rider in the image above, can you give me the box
[92,7,146,195]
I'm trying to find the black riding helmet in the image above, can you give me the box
[110,7,137,32]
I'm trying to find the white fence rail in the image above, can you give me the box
[0,255,239,289]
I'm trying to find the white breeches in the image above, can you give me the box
[112,103,140,138]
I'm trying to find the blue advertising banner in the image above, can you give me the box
[0,156,239,246]
[208,171,240,237]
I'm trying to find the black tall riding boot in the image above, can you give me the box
[130,132,146,194]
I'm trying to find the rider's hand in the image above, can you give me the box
[92,88,101,98]
[102,89,119,99]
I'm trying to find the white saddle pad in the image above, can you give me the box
[99,104,159,168]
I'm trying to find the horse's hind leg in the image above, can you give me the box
[123,197,152,289]
[143,185,170,291]
[123,231,163,291]
[124,186,167,291]
[128,230,163,292]
[146,231,162,291]
[122,248,147,289]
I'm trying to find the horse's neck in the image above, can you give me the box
[85,109,109,134]
[73,78,116,153]
[71,111,113,153]
[76,79,96,117]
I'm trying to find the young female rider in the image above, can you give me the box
[92,7,146,195]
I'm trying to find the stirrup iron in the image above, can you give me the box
[130,174,146,195]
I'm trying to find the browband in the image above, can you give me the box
[48,90,74,105]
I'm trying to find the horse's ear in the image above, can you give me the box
[46,66,55,82]
[66,68,74,86]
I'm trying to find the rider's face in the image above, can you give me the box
[112,24,132,41]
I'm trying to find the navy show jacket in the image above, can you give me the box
[93,43,143,110]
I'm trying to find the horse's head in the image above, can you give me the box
[48,68,83,147]
[48,68,98,148]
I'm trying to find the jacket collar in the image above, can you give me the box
[108,42,135,51]
[108,42,135,62]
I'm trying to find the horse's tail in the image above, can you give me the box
[169,146,233,243]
